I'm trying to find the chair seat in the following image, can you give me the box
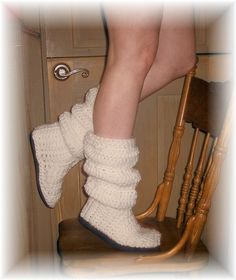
[57,217,209,277]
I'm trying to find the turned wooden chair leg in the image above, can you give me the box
[177,128,199,228]
[157,65,197,222]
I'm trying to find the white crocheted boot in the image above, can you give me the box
[79,131,161,251]
[31,87,98,208]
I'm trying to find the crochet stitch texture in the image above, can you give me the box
[80,131,161,249]
[31,87,98,208]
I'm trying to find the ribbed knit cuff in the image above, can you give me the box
[84,177,137,209]
[58,87,98,157]
[83,131,141,209]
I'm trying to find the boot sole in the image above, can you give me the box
[30,131,53,209]
[79,216,160,252]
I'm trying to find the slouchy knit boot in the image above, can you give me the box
[31,87,98,208]
[79,131,161,251]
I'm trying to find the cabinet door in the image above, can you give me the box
[43,4,107,57]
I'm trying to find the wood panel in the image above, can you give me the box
[72,5,107,51]
[199,54,232,81]
[184,77,232,137]
[133,93,158,214]
[23,25,55,268]
[43,4,107,58]
[47,57,105,120]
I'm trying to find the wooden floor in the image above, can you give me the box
[57,217,209,277]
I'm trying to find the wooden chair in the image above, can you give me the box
[57,62,232,277]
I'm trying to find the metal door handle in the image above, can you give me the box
[53,64,89,81]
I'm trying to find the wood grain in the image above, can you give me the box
[184,77,232,137]
[177,128,199,228]
[23,31,55,264]
[43,4,107,57]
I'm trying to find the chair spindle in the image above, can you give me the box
[157,67,197,222]
[185,132,210,222]
[177,128,199,228]
[196,138,217,206]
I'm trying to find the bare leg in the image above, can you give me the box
[140,3,196,100]
[94,3,195,138]
[93,4,163,138]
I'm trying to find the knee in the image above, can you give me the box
[108,41,157,79]
[137,43,158,74]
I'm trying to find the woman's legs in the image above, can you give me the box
[94,3,195,138]
[93,4,163,138]
[140,3,196,100]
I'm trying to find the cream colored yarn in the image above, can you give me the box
[31,87,98,208]
[59,87,98,157]
[80,131,161,249]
